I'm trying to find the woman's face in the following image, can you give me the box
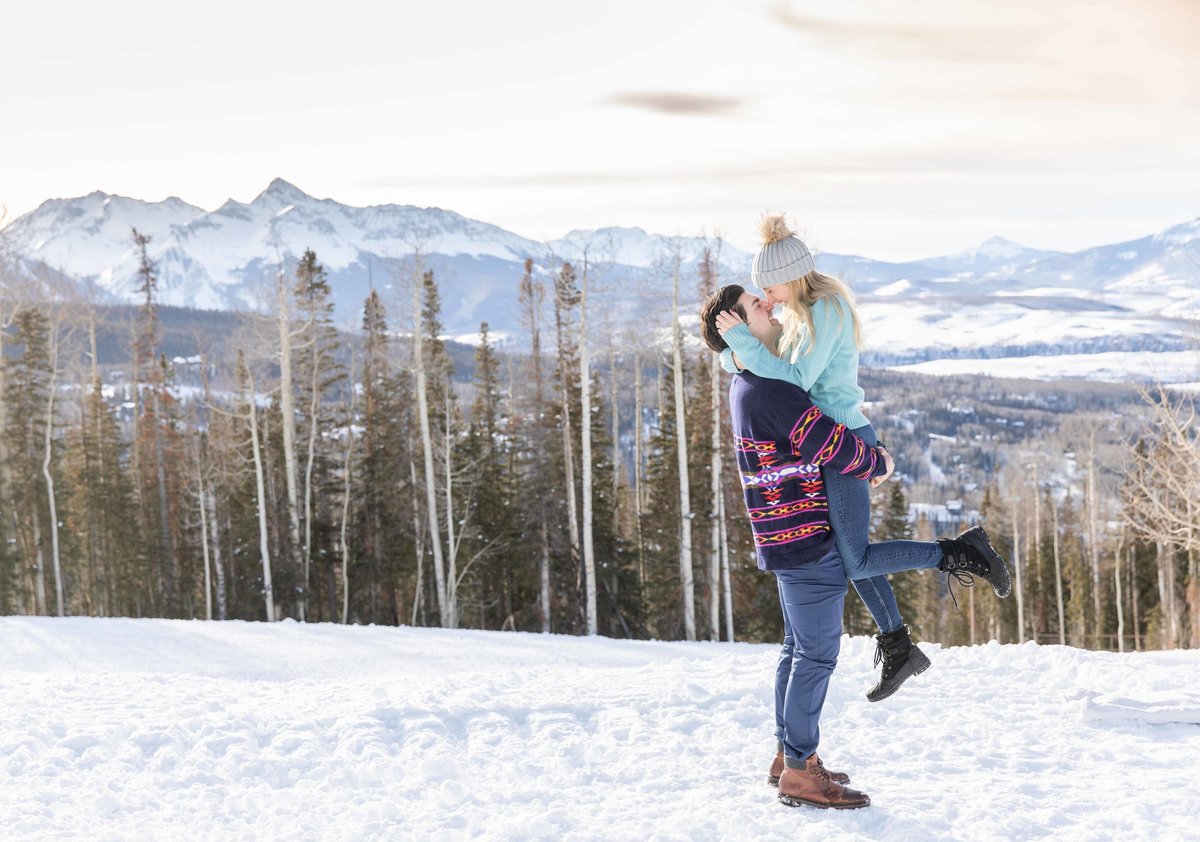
[763,283,790,306]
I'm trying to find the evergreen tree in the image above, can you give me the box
[292,248,344,620]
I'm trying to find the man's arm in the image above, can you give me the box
[782,404,889,481]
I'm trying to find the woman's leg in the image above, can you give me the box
[823,424,903,634]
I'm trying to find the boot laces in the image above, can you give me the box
[873,636,907,677]
[810,755,833,783]
[944,569,975,610]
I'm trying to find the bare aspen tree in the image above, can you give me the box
[42,312,64,616]
[1052,497,1066,645]
[233,350,275,621]
[274,262,305,619]
[1124,385,1199,648]
[517,257,552,631]
[579,254,598,635]
[195,435,212,621]
[1086,429,1102,640]
[443,386,460,629]
[339,354,357,624]
[719,488,734,641]
[1012,495,1024,643]
[553,263,582,624]
[1129,543,1140,651]
[200,355,227,620]
[1114,531,1125,652]
[409,457,425,626]
[410,254,448,626]
[669,247,696,641]
[700,244,723,641]
[633,347,646,588]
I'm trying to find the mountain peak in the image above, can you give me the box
[980,235,1021,247]
[255,178,311,204]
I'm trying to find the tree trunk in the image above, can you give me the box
[43,326,64,617]
[671,259,696,641]
[633,350,645,589]
[1130,543,1140,651]
[1087,431,1102,643]
[968,585,976,646]
[340,441,353,625]
[609,342,621,541]
[1114,532,1125,653]
[708,352,722,641]
[579,258,597,635]
[151,384,174,612]
[560,363,582,626]
[207,483,226,621]
[245,366,275,622]
[1053,499,1066,646]
[413,277,447,626]
[443,389,459,629]
[719,488,733,642]
[1156,542,1171,649]
[1013,498,1024,642]
[0,295,19,615]
[197,457,212,621]
[409,457,425,626]
[302,341,321,622]
[1188,501,1200,649]
[276,274,305,620]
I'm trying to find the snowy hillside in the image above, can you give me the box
[3,181,1199,384]
[1,617,1197,840]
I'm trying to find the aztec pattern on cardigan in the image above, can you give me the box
[728,372,887,571]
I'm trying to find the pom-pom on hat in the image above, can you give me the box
[751,214,816,290]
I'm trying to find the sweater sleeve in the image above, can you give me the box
[781,403,887,481]
[721,298,846,390]
[721,324,809,387]
[719,348,740,374]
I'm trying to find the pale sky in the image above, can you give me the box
[2,0,1198,260]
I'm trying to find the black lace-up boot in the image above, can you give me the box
[937,525,1012,599]
[866,625,931,703]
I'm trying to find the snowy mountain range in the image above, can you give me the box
[4,179,1198,382]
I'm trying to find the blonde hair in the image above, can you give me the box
[775,271,865,357]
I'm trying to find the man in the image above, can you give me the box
[699,284,1009,810]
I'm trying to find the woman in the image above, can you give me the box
[715,214,1011,702]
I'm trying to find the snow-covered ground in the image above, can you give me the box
[2,617,1197,841]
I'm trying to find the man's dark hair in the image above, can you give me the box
[699,284,747,353]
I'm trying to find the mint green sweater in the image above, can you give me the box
[720,295,869,430]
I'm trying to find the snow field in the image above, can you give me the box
[1,617,1198,841]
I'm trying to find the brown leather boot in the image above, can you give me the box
[767,751,850,786]
[777,754,870,809]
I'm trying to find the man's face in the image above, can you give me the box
[738,292,781,344]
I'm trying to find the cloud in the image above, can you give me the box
[601,91,746,116]
[768,6,1030,65]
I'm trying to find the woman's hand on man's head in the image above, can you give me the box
[714,310,745,336]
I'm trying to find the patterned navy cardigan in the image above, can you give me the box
[728,371,888,571]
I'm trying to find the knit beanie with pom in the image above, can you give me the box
[750,214,816,290]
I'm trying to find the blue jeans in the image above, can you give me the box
[822,424,943,635]
[773,553,847,767]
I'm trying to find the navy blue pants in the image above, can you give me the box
[772,551,848,767]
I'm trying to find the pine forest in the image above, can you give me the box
[1,230,1197,653]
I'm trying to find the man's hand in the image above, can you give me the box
[869,448,894,488]
[714,310,745,336]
